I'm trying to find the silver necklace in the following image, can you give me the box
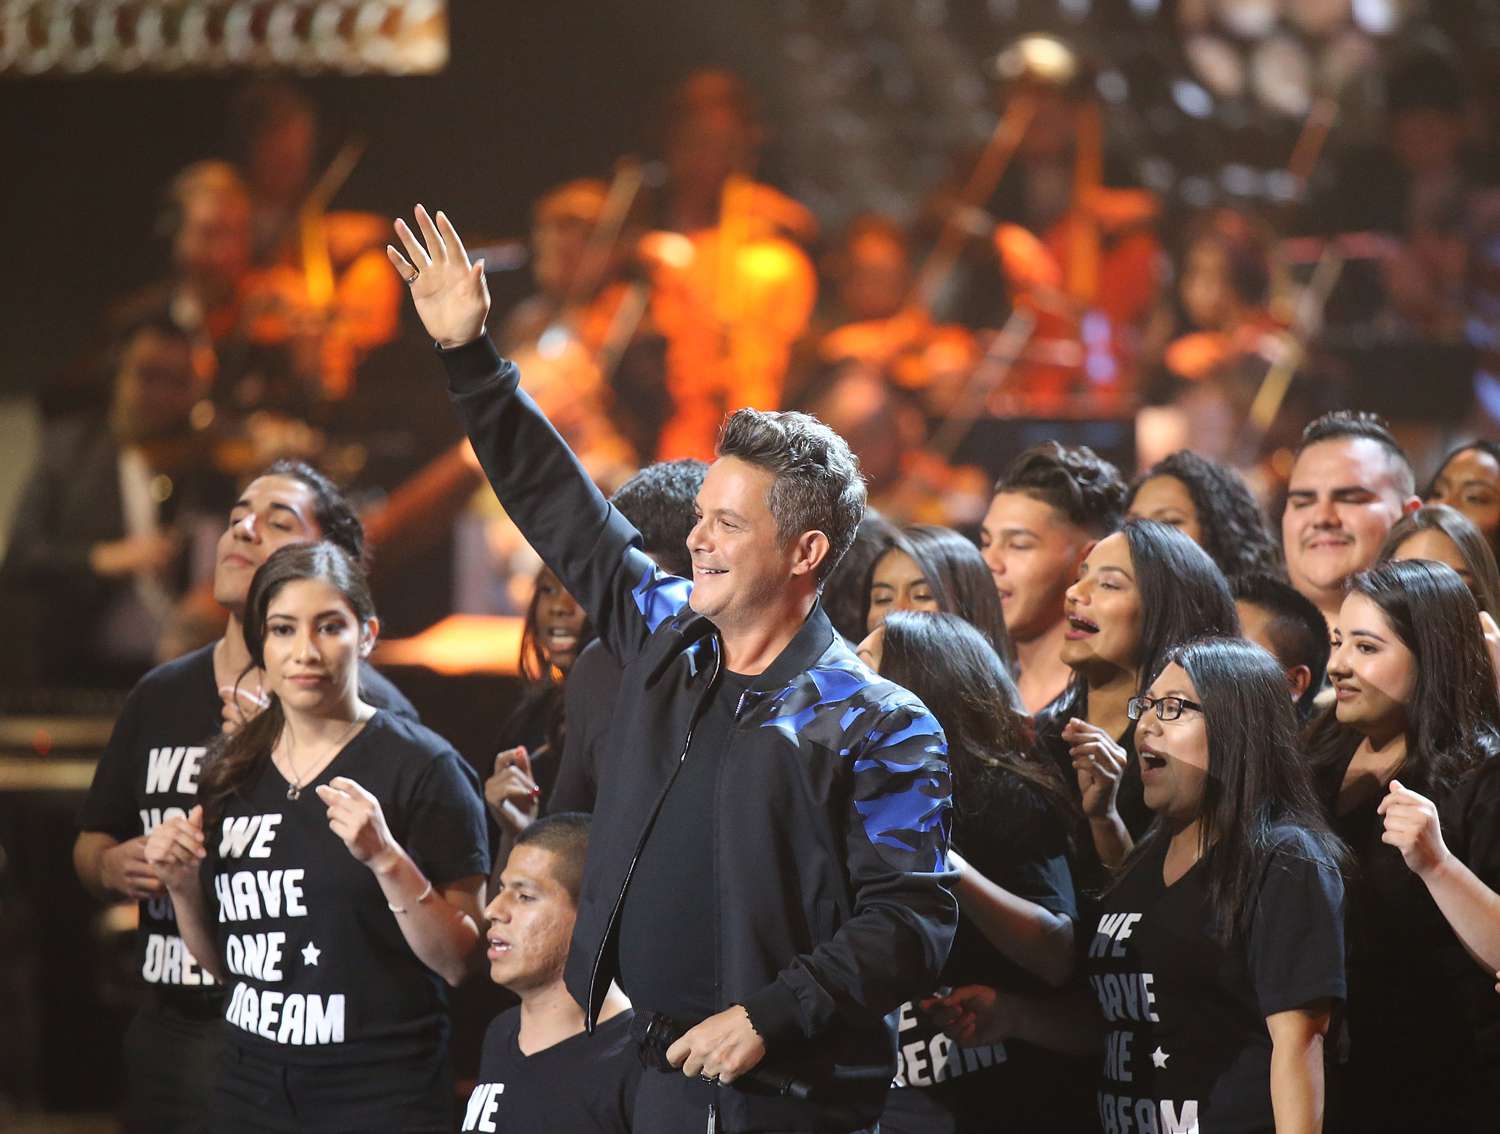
[283,716,365,801]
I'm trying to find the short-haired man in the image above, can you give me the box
[979,441,1127,712]
[463,814,639,1132]
[72,460,417,1134]
[391,206,954,1134]
[1233,573,1331,721]
[1282,411,1420,626]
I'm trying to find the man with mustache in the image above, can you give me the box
[1282,411,1421,627]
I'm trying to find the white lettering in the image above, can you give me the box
[1160,1101,1199,1134]
[219,814,282,859]
[224,932,286,981]
[145,747,187,794]
[902,1038,932,1087]
[462,1082,505,1132]
[215,870,306,922]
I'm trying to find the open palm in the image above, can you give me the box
[387,205,491,349]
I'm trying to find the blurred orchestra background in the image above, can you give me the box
[3,0,1500,1123]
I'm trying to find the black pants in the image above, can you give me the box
[122,998,225,1134]
[213,1042,451,1133]
[632,1070,879,1134]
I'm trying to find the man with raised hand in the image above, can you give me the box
[389,205,954,1134]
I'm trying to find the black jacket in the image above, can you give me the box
[442,337,956,1131]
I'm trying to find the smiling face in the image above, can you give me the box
[979,491,1092,643]
[1392,528,1477,597]
[1428,447,1500,546]
[214,475,321,614]
[688,456,808,630]
[260,578,374,717]
[866,548,938,632]
[1283,438,1411,612]
[1061,532,1143,677]
[1135,662,1210,822]
[483,844,577,995]
[1127,475,1204,547]
[1328,591,1416,743]
[532,567,587,672]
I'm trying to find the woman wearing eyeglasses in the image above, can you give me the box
[936,636,1346,1132]
[1307,559,1500,1134]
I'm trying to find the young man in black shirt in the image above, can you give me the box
[548,459,707,816]
[465,814,638,1133]
[72,460,415,1133]
[391,206,955,1134]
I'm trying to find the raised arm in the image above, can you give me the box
[388,207,683,662]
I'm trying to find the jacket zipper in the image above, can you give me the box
[587,638,724,1027]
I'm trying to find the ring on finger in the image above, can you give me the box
[404,269,420,285]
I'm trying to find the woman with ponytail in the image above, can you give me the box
[146,542,488,1133]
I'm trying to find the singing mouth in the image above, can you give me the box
[1139,747,1168,770]
[1066,613,1100,636]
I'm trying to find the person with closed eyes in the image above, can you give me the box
[1281,411,1420,628]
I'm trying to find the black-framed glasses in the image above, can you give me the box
[1126,694,1204,722]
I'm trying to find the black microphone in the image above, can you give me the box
[632,1011,813,1102]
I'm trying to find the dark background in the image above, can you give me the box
[0,2,799,398]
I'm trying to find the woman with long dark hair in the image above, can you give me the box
[1378,503,1500,617]
[865,523,1011,663]
[1037,520,1240,886]
[936,637,1347,1133]
[1425,440,1500,555]
[1125,450,1283,581]
[862,611,1081,1131]
[145,542,488,1133]
[1310,559,1500,1133]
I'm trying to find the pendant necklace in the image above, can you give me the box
[284,715,365,801]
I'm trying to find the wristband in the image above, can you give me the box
[388,881,434,914]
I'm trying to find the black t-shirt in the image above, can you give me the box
[1035,692,1148,896]
[549,639,625,815]
[1087,825,1345,1134]
[1321,755,1500,1132]
[77,644,419,1006]
[614,668,754,1023]
[460,1007,640,1133]
[208,711,488,1066]
[886,768,1080,1132]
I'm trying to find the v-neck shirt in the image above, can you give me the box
[206,710,488,1065]
[461,1007,639,1132]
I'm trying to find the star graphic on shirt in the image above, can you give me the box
[302,941,321,967]
[1151,1046,1170,1069]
